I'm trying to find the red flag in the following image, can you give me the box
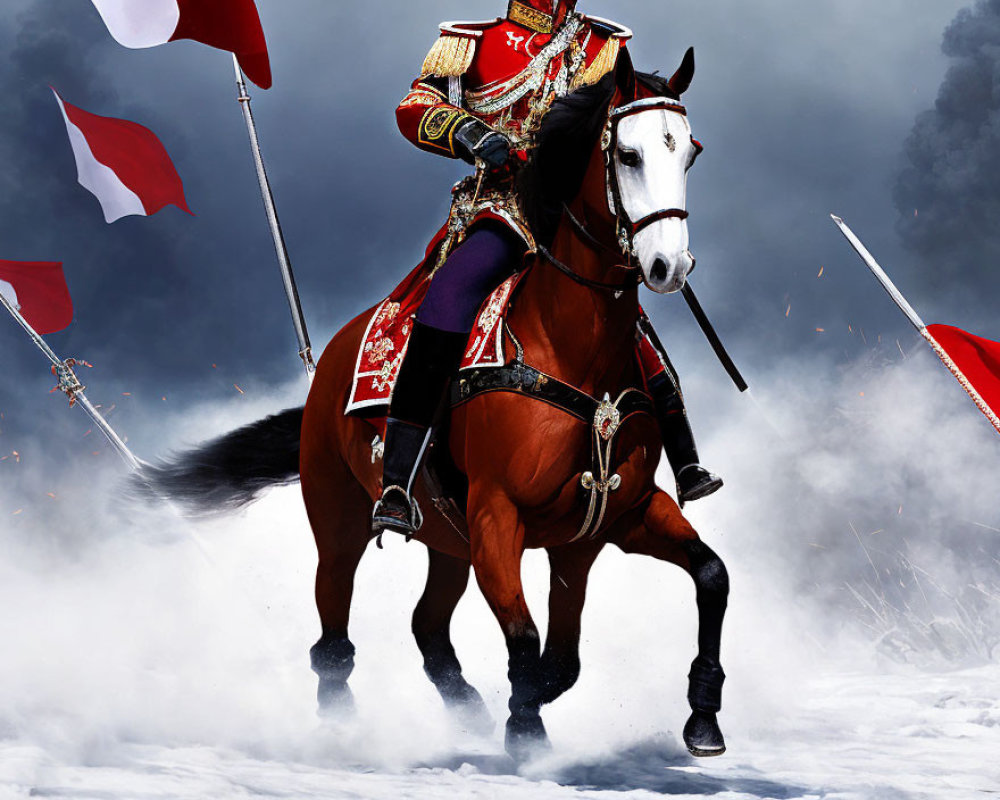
[926,324,1000,431]
[0,261,74,335]
[90,0,272,89]
[53,89,192,224]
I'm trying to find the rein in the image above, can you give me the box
[536,243,641,294]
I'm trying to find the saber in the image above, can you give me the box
[681,283,749,392]
[831,214,1000,435]
[232,56,316,383]
[0,291,143,471]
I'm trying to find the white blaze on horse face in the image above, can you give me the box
[614,108,697,294]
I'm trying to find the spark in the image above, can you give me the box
[869,529,884,537]
[234,384,245,395]
[785,304,791,318]
[817,266,825,278]
[122,392,132,397]
[815,328,825,333]
[84,429,92,437]
[897,339,906,359]
[12,509,23,516]
[898,505,903,515]
[46,492,56,500]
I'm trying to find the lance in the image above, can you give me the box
[232,55,316,383]
[0,290,143,470]
[831,214,1000,435]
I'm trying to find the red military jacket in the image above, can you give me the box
[396,3,632,160]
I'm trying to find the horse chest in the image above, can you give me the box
[453,392,661,545]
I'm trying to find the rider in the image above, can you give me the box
[374,0,722,536]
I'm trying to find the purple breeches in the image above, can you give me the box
[416,224,526,334]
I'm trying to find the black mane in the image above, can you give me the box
[518,67,679,248]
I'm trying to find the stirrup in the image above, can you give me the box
[372,485,424,541]
[676,464,724,505]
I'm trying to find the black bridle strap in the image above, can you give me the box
[562,203,619,255]
[536,243,642,293]
[631,208,689,236]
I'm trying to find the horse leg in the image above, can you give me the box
[468,498,547,758]
[537,541,604,707]
[412,548,494,734]
[301,453,371,717]
[613,491,730,757]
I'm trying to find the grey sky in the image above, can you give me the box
[0,0,988,486]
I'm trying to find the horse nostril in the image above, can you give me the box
[651,258,668,283]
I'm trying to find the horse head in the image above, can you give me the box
[522,49,702,295]
[604,49,701,294]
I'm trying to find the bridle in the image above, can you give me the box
[602,96,696,259]
[538,95,698,294]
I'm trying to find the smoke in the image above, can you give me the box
[2,341,998,753]
[894,0,1000,321]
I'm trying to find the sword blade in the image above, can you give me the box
[830,214,926,331]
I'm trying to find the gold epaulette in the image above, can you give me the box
[574,16,634,88]
[576,38,621,87]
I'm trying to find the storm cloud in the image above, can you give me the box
[895,0,1000,323]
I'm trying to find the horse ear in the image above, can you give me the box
[668,47,695,96]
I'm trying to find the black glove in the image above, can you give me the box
[453,117,511,170]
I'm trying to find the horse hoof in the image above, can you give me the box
[505,714,550,761]
[317,680,356,718]
[447,691,496,736]
[683,711,727,757]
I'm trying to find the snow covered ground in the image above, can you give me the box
[1,352,998,799]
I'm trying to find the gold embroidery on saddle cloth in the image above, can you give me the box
[417,106,469,154]
[421,34,477,78]
[574,37,620,88]
[507,1,554,34]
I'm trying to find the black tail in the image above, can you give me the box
[136,407,304,514]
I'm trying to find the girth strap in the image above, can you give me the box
[451,360,653,423]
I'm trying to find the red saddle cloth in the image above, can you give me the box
[346,270,524,417]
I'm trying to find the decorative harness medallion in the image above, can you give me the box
[594,396,621,441]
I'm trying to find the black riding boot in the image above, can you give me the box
[648,372,723,505]
[372,320,468,537]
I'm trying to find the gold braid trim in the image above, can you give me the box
[421,34,477,78]
[574,37,621,88]
[922,328,1000,435]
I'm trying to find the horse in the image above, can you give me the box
[143,52,730,760]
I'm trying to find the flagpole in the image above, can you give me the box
[232,56,316,383]
[831,214,1000,435]
[0,292,143,470]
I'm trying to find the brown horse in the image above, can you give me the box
[144,56,729,760]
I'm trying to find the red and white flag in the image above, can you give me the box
[90,0,272,89]
[924,324,1000,434]
[53,89,192,224]
[0,260,74,335]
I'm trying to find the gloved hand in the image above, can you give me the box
[453,117,512,170]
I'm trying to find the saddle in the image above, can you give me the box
[347,266,665,541]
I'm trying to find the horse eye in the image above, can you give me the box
[618,148,641,168]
